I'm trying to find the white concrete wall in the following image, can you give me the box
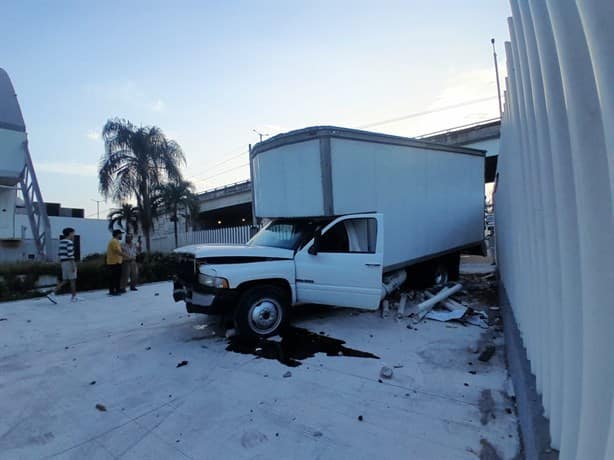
[14,215,110,260]
[496,1,614,458]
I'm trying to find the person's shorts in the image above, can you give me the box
[61,261,77,280]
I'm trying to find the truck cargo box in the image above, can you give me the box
[250,126,485,271]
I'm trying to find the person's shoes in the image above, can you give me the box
[130,287,138,291]
[119,289,127,294]
[46,293,58,304]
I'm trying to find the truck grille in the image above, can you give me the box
[174,253,197,283]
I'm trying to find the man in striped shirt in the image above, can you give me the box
[47,227,80,303]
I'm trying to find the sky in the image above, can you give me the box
[1,0,511,219]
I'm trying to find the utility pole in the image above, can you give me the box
[91,199,103,219]
[491,38,503,118]
[252,129,269,143]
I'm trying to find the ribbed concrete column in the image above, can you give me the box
[528,0,583,457]
[516,0,564,447]
[545,1,614,459]
[511,0,556,418]
[576,0,614,212]
[503,39,533,364]
[508,18,544,391]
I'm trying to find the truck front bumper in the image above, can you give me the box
[173,280,239,315]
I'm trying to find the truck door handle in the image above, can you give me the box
[365,263,381,267]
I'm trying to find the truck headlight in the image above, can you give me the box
[198,273,229,289]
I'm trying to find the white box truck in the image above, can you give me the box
[173,126,485,337]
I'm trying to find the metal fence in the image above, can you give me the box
[496,1,613,458]
[150,225,254,253]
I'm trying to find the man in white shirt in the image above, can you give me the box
[120,233,139,292]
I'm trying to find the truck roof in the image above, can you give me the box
[250,125,486,158]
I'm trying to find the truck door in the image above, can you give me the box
[294,213,384,310]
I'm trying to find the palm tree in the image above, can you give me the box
[107,203,140,234]
[98,118,185,251]
[155,180,199,248]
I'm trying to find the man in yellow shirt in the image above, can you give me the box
[106,229,124,295]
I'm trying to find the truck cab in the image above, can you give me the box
[173,213,384,337]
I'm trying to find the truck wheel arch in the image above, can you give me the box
[236,279,294,305]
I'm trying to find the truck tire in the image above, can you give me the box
[234,286,289,338]
[448,253,461,281]
[433,262,449,285]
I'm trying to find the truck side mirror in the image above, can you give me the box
[308,229,321,255]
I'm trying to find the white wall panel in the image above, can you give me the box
[497,1,614,458]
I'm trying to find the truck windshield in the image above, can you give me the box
[247,219,324,250]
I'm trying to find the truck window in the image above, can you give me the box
[248,219,328,250]
[319,218,377,254]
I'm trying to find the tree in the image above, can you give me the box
[156,180,199,248]
[107,203,140,234]
[98,119,185,251]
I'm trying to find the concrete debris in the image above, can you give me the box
[283,371,292,378]
[381,299,390,318]
[397,294,408,317]
[176,360,189,368]
[380,366,393,379]
[425,306,466,322]
[466,315,490,329]
[415,284,463,322]
[95,404,107,412]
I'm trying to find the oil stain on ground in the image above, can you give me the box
[226,326,379,367]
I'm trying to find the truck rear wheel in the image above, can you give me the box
[234,286,289,338]
[433,263,449,285]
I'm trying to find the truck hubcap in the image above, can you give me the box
[249,298,281,334]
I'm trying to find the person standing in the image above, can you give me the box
[106,229,124,295]
[120,233,139,292]
[47,227,81,303]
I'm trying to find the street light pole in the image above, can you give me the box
[252,129,269,142]
[491,38,503,118]
[91,199,103,219]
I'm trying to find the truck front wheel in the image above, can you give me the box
[234,286,289,338]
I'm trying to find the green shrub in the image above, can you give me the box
[0,252,175,302]
[82,253,105,262]
[0,262,57,301]
[138,252,175,283]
